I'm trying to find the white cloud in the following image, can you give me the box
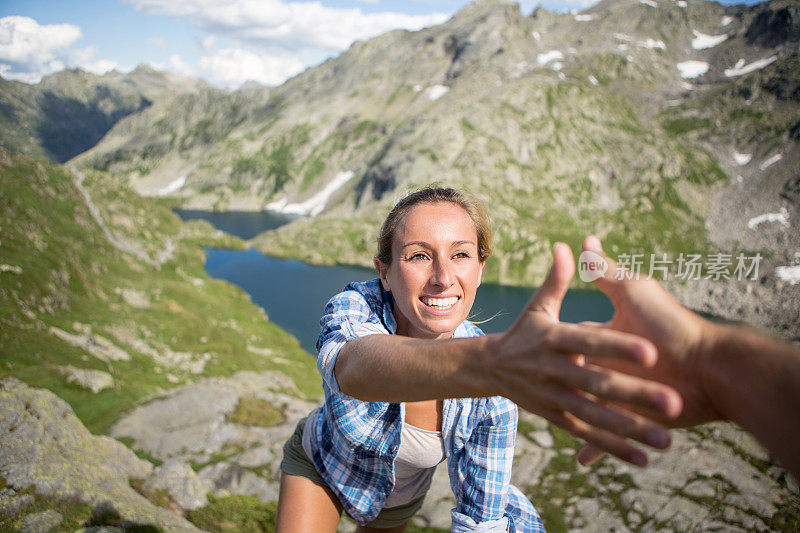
[71,45,125,75]
[125,0,451,88]
[0,63,43,84]
[127,0,447,52]
[0,16,82,63]
[0,16,81,82]
[0,16,124,83]
[170,47,306,88]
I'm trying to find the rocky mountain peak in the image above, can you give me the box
[745,0,800,48]
[451,0,521,19]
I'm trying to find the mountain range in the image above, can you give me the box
[45,0,798,332]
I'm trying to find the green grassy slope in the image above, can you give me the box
[0,149,320,435]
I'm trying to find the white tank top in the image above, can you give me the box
[383,421,446,508]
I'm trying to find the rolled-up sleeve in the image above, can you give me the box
[316,290,389,397]
[451,513,509,532]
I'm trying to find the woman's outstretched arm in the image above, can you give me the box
[333,243,682,466]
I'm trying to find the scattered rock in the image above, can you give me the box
[111,371,311,463]
[109,371,317,510]
[58,365,114,393]
[530,430,554,448]
[566,423,795,531]
[246,345,275,357]
[48,325,130,362]
[0,264,23,274]
[519,411,548,431]
[142,459,207,511]
[114,288,150,308]
[110,380,241,461]
[198,462,277,502]
[0,488,34,515]
[21,509,62,533]
[104,325,211,375]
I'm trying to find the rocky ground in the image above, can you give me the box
[0,377,199,532]
[2,372,797,532]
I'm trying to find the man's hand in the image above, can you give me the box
[488,242,683,466]
[575,236,724,465]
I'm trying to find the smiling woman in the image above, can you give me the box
[275,186,681,532]
[375,194,488,339]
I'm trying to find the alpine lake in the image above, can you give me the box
[175,209,614,354]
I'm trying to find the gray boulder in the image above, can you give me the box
[58,365,114,393]
[0,488,34,515]
[111,370,317,505]
[142,459,208,511]
[0,377,200,531]
[21,509,62,532]
[198,461,277,502]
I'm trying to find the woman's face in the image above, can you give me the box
[376,201,484,340]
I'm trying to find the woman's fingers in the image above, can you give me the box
[537,406,651,467]
[531,382,672,451]
[508,371,672,453]
[577,444,606,466]
[547,321,659,367]
[538,358,682,419]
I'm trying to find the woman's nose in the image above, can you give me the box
[431,258,453,287]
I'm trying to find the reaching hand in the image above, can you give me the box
[488,242,683,467]
[575,236,723,465]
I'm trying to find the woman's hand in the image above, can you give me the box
[485,242,683,466]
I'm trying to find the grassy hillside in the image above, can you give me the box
[0,149,320,435]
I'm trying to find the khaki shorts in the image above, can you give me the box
[280,417,426,528]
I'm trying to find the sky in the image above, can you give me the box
[1,0,764,89]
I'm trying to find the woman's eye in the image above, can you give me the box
[409,253,429,261]
[453,252,471,259]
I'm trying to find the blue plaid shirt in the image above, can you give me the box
[305,278,544,532]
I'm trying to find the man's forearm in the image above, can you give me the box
[702,323,800,477]
[334,334,497,402]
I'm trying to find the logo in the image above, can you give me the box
[578,250,608,282]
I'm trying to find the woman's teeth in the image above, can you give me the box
[422,296,458,309]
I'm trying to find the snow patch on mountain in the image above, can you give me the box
[266,171,354,217]
[677,61,709,78]
[725,56,777,77]
[692,31,728,50]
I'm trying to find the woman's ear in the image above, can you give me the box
[374,258,391,291]
[478,261,485,288]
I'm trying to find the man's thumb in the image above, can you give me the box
[581,235,625,300]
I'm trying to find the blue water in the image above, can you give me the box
[174,209,298,240]
[205,248,614,354]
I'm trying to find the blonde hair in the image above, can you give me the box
[375,187,492,265]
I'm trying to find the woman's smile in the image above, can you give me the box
[420,295,460,311]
